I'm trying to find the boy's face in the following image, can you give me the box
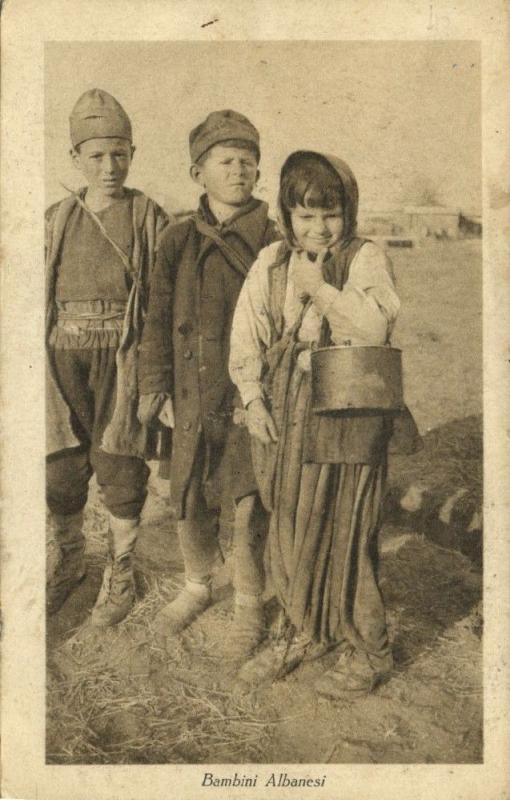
[290,203,344,253]
[191,144,259,208]
[71,138,134,195]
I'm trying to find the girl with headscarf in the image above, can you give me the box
[229,150,415,697]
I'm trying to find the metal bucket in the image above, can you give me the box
[311,345,404,413]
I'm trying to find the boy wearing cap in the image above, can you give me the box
[46,89,169,626]
[138,110,279,658]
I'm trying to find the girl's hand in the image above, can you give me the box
[292,249,328,298]
[297,349,312,372]
[246,397,278,444]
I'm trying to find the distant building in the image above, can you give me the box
[403,206,461,239]
[358,208,408,238]
[359,206,482,240]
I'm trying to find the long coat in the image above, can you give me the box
[46,188,169,457]
[138,196,279,518]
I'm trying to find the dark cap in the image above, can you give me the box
[189,109,260,163]
[70,89,132,147]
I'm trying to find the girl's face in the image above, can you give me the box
[289,203,344,253]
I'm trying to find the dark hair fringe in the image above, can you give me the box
[279,156,345,212]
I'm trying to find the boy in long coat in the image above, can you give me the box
[138,110,279,657]
[46,89,168,626]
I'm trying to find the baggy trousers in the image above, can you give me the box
[47,346,149,520]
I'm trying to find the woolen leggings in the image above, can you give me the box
[180,441,267,595]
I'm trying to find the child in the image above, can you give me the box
[138,110,280,658]
[230,150,417,696]
[46,89,169,626]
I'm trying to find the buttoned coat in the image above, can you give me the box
[138,197,279,517]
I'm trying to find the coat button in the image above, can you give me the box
[184,349,193,360]
[183,421,192,431]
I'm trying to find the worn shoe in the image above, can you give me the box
[47,555,87,615]
[235,632,312,688]
[47,512,86,615]
[90,555,136,627]
[314,646,393,699]
[222,597,267,662]
[90,515,138,627]
[153,580,212,638]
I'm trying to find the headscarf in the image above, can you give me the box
[277,150,359,249]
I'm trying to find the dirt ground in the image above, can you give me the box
[46,239,483,765]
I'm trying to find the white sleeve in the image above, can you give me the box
[229,243,277,407]
[312,242,400,345]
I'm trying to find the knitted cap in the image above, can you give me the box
[189,109,260,163]
[70,89,132,147]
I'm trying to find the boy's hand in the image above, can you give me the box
[137,392,169,425]
[246,398,278,444]
[158,397,175,428]
[292,249,328,298]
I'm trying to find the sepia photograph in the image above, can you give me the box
[44,39,482,765]
[1,2,509,799]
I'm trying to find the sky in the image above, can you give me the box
[45,41,481,215]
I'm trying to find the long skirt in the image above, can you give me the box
[267,360,391,661]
